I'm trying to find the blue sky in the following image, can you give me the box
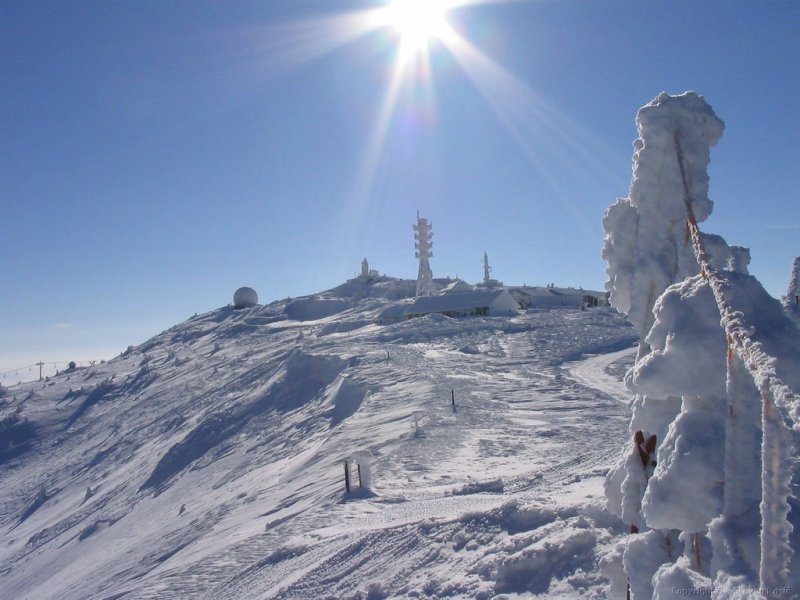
[2,0,798,375]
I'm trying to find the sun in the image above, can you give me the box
[377,0,455,58]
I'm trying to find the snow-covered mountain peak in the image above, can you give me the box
[1,283,639,599]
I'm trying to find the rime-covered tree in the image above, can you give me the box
[602,92,800,599]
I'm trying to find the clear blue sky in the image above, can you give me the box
[2,0,798,375]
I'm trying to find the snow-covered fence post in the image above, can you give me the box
[602,93,728,598]
[353,453,372,491]
[758,388,794,596]
[709,351,762,588]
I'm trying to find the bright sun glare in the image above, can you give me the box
[256,0,616,253]
[380,0,454,58]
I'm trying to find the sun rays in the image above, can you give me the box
[373,0,456,64]
[249,1,626,257]
[438,31,627,236]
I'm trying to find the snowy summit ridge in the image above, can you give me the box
[1,273,638,599]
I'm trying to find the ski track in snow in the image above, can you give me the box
[0,297,638,599]
[567,347,636,405]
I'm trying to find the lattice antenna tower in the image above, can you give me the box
[483,251,492,286]
[413,211,434,296]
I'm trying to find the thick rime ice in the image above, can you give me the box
[603,92,800,599]
[653,556,712,600]
[784,257,800,328]
[602,91,725,340]
[623,529,682,600]
[629,277,728,400]
[602,94,727,569]
[708,356,762,588]
[642,393,726,533]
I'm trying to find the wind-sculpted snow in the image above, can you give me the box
[602,92,800,598]
[141,351,352,493]
[0,282,639,599]
[284,298,355,321]
[602,91,726,338]
[65,379,118,429]
[12,485,55,529]
[0,411,36,464]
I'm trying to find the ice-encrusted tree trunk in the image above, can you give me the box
[602,92,727,596]
[602,92,799,599]
[602,92,725,347]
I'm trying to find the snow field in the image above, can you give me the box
[0,294,638,599]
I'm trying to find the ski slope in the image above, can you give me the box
[1,282,639,599]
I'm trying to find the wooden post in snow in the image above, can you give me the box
[451,389,455,409]
[344,462,351,493]
[693,532,702,569]
[357,463,363,488]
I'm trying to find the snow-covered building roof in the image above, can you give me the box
[510,286,608,309]
[440,280,475,294]
[406,289,519,319]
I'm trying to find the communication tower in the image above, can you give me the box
[413,212,434,296]
[481,251,502,287]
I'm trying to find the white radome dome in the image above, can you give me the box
[233,287,258,308]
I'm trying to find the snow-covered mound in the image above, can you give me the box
[0,283,638,599]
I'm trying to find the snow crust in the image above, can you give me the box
[0,277,639,599]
